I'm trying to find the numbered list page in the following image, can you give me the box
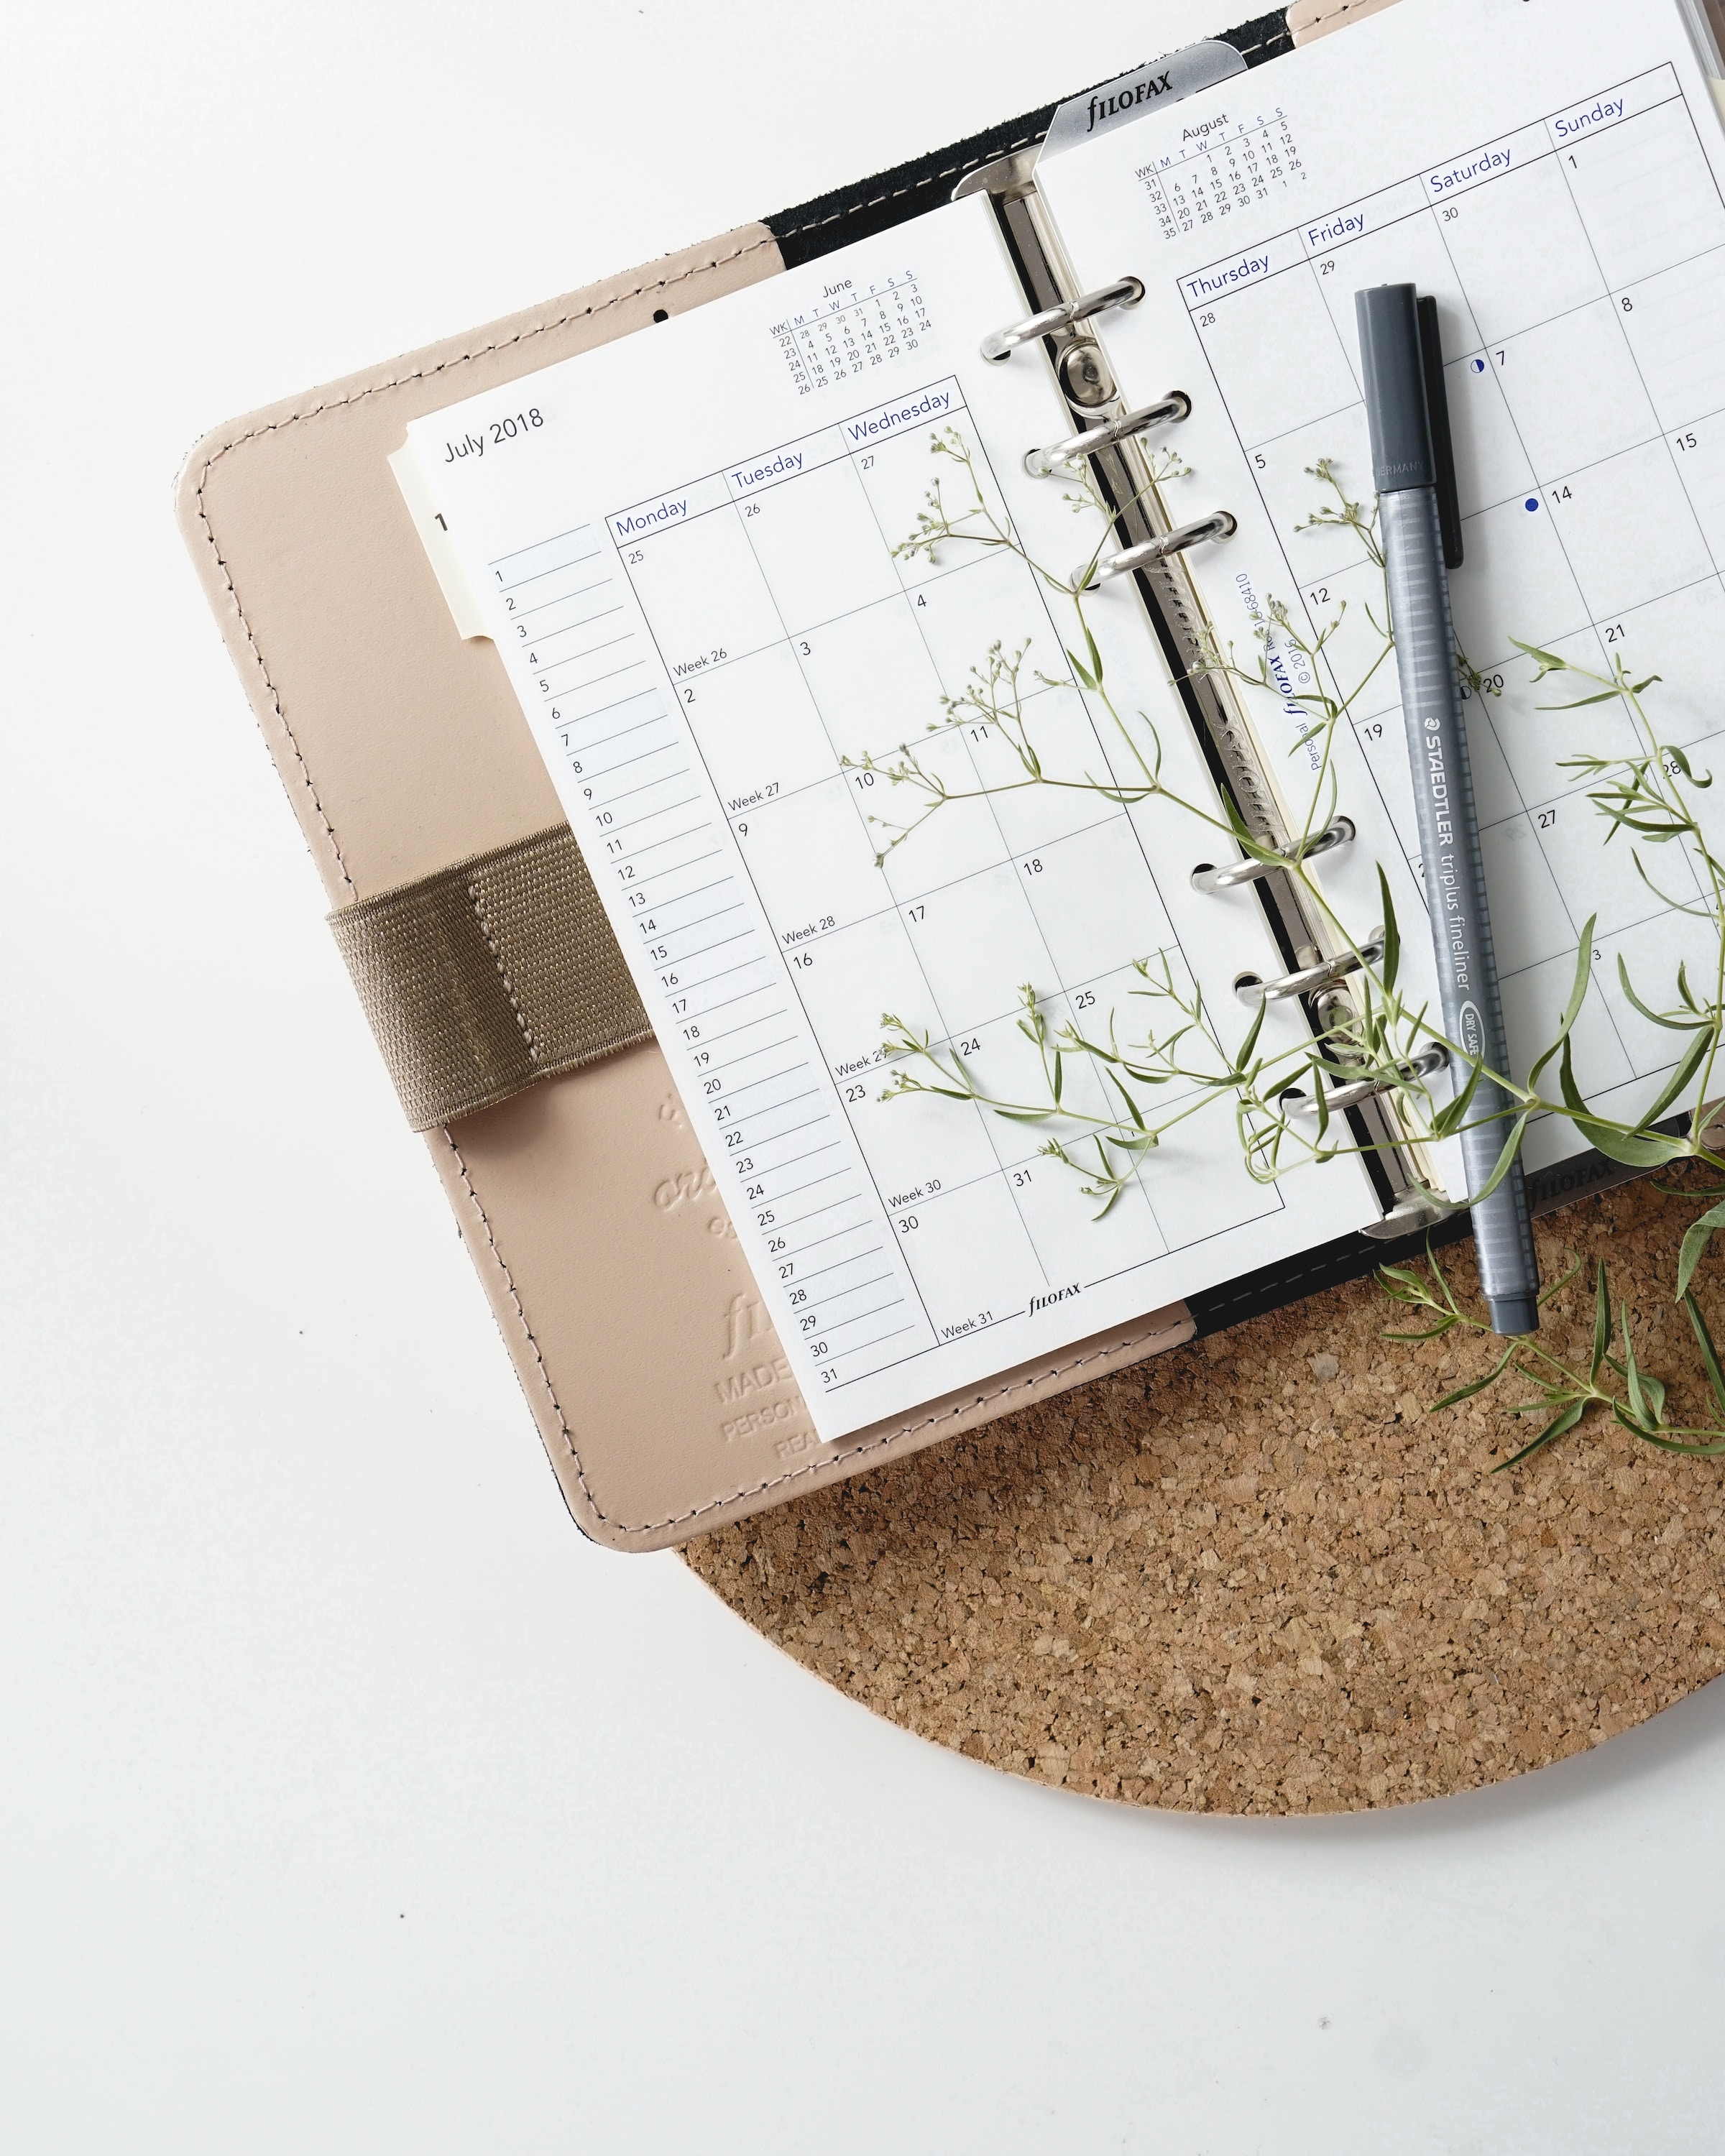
[407,199,1375,1439]
[1039,0,1725,1172]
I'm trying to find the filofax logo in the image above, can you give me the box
[1084,69,1175,134]
[1039,43,1246,164]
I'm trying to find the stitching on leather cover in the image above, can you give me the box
[198,228,1187,1538]
[186,234,776,896]
[185,475,359,896]
[1213,22,1291,60]
[775,130,1047,239]
[448,1117,1187,1531]
[442,1109,1189,1532]
[629,1314,1194,1533]
[1289,0,1381,29]
[773,22,1293,244]
[467,877,540,1064]
[442,1132,612,1520]
[1199,1245,1384,1314]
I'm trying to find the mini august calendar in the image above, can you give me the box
[404,0,1725,1442]
[1138,106,1308,241]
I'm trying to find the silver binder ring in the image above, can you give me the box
[1286,1043,1449,1120]
[1233,931,1386,1007]
[980,275,1144,363]
[1190,817,1355,893]
[1363,1187,1452,1240]
[1081,510,1236,589]
[1024,392,1192,477]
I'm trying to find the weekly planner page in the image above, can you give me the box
[1039,0,1725,1175]
[404,198,1376,1441]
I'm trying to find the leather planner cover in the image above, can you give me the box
[180,0,1560,1549]
[177,224,1195,1550]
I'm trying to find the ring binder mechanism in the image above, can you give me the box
[1233,933,1387,1008]
[1024,392,1191,477]
[980,273,1144,361]
[955,147,1448,1238]
[1285,1044,1450,1120]
[1082,510,1236,589]
[1366,1189,1454,1242]
[1189,817,1356,893]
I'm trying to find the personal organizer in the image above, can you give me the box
[183,0,1725,1544]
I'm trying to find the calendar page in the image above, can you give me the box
[1038,0,1725,1176]
[403,198,1377,1442]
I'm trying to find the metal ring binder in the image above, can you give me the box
[1365,1188,1453,1240]
[1189,817,1356,893]
[1234,931,1386,1006]
[980,275,1144,362]
[1285,1044,1449,1120]
[1024,392,1192,477]
[956,147,1450,1232]
[1082,510,1236,589]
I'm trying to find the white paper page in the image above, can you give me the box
[405,198,1377,1441]
[1039,0,1725,1177]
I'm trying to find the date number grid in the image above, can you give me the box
[1186,63,1725,1111]
[605,381,1284,1358]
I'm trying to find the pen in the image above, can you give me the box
[1355,282,1540,1336]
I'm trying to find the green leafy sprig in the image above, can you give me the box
[1380,1240,1725,1465]
[856,431,1725,1462]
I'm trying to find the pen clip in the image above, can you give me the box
[1417,295,1465,572]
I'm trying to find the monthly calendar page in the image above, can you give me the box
[1039,0,1725,1175]
[405,200,1375,1440]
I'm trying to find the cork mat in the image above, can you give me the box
[683,1176,1725,1812]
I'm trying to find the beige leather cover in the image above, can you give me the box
[1293,0,1725,54]
[1287,0,1407,43]
[178,224,1194,1550]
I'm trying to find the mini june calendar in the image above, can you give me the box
[769,272,930,397]
[1038,0,1725,1177]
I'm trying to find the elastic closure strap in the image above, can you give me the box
[328,825,652,1131]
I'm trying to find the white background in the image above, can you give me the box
[6,1,1725,2147]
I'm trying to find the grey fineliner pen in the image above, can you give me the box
[1356,283,1540,1337]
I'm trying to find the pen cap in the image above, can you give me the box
[1356,283,1435,494]
[1418,295,1465,569]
